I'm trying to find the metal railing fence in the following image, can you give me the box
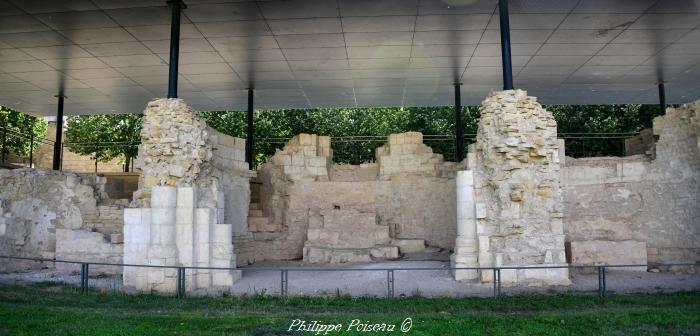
[1,255,696,299]
[1,125,642,170]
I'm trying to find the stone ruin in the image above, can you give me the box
[237,131,459,265]
[452,90,569,285]
[2,91,699,295]
[123,98,252,293]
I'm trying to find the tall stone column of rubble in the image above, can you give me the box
[124,98,245,294]
[451,170,479,280]
[474,90,569,286]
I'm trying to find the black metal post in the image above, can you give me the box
[498,0,514,90]
[52,94,64,171]
[454,83,464,162]
[658,82,666,114]
[387,270,395,298]
[29,133,34,167]
[493,268,500,298]
[280,269,288,300]
[177,267,185,298]
[1,126,6,163]
[167,0,185,98]
[81,263,89,294]
[246,88,255,170]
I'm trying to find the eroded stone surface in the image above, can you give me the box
[0,169,125,273]
[474,90,569,285]
[124,98,250,293]
[563,101,700,271]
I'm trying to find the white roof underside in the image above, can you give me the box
[1,0,699,116]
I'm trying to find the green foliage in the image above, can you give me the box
[64,114,141,168]
[0,105,47,158]
[200,104,662,164]
[547,104,663,156]
[57,103,664,168]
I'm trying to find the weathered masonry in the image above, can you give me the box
[2,93,699,293]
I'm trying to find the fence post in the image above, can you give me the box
[81,263,89,294]
[280,269,288,300]
[493,268,500,298]
[597,266,608,297]
[387,270,395,299]
[176,267,185,298]
[29,133,34,167]
[602,266,607,296]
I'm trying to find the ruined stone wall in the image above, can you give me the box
[563,101,700,269]
[0,169,125,272]
[473,90,568,285]
[235,132,460,265]
[124,98,250,293]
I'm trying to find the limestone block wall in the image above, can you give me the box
[0,168,125,272]
[563,101,700,270]
[123,187,239,293]
[376,132,455,178]
[473,90,568,285]
[124,98,249,293]
[234,132,460,265]
[303,209,398,263]
[131,99,213,208]
[269,133,332,181]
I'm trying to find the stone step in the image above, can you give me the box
[247,216,269,231]
[248,209,264,217]
[249,202,261,210]
[391,239,426,254]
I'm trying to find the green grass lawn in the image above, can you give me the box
[0,283,698,335]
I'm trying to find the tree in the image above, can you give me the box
[0,105,47,163]
[64,114,141,172]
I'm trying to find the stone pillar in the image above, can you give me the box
[474,90,569,286]
[451,170,479,280]
[123,98,244,294]
[147,186,178,292]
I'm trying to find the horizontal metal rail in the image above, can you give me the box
[2,255,696,299]
[1,254,695,272]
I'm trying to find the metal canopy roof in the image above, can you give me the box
[1,0,699,116]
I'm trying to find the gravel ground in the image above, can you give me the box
[1,260,698,298]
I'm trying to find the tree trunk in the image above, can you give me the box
[124,155,130,172]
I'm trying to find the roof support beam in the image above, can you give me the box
[167,0,186,98]
[246,88,255,171]
[498,0,514,90]
[454,83,465,162]
[658,82,666,114]
[52,94,64,171]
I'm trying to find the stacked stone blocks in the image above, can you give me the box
[271,133,332,180]
[376,132,445,178]
[468,90,569,285]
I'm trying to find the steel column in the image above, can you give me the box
[167,0,185,98]
[454,83,464,162]
[52,94,64,171]
[498,0,514,90]
[29,133,34,167]
[1,126,6,163]
[658,82,666,114]
[246,88,255,170]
